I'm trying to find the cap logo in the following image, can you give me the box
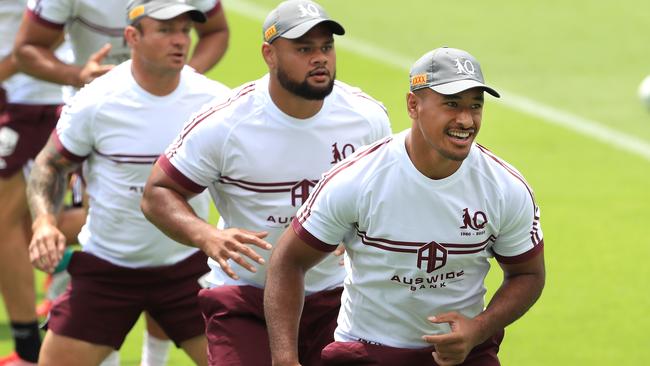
[128,5,145,21]
[410,73,428,87]
[265,24,277,41]
[453,58,476,76]
[298,3,320,17]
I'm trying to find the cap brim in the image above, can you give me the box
[281,19,345,40]
[148,5,207,23]
[431,79,500,98]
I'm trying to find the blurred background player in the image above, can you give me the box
[25,0,230,365]
[12,0,230,364]
[265,47,546,366]
[141,1,391,364]
[0,1,85,365]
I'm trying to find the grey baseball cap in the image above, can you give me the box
[127,0,207,25]
[262,0,345,43]
[409,47,500,98]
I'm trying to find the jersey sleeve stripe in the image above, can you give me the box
[494,239,544,264]
[335,82,388,115]
[166,83,255,158]
[26,9,65,29]
[52,131,87,163]
[298,137,392,224]
[157,154,206,194]
[476,143,543,248]
[291,218,337,253]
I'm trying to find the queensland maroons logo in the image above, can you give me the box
[330,142,355,164]
[417,241,448,273]
[460,208,488,231]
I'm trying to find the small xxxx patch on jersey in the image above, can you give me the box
[264,24,277,41]
[410,73,428,88]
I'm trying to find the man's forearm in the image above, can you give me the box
[264,256,306,365]
[27,156,70,223]
[14,45,83,87]
[188,30,229,74]
[141,185,211,249]
[474,268,545,342]
[0,54,18,82]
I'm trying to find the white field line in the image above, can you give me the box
[226,0,650,162]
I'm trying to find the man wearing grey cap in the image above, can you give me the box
[265,47,546,366]
[26,1,230,365]
[14,0,228,89]
[140,0,391,365]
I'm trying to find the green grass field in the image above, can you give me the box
[3,0,650,364]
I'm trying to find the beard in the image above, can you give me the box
[277,66,336,100]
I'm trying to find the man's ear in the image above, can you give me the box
[407,92,419,119]
[261,42,276,70]
[124,25,139,47]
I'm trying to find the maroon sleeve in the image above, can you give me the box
[494,240,544,264]
[26,8,66,30]
[291,218,338,253]
[52,131,87,162]
[157,154,206,194]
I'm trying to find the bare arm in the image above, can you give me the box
[423,250,546,365]
[264,226,330,366]
[141,163,271,279]
[188,5,229,73]
[0,54,18,82]
[13,14,113,88]
[27,136,82,272]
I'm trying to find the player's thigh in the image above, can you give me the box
[0,171,29,227]
[39,331,114,366]
[179,335,208,366]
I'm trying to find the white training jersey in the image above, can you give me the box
[160,74,391,292]
[54,60,230,268]
[26,0,221,67]
[293,130,544,348]
[0,0,65,104]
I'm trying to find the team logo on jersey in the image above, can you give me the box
[330,142,355,164]
[291,179,317,207]
[416,241,448,273]
[0,127,19,157]
[460,208,488,231]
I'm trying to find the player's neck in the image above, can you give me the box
[130,62,181,96]
[405,129,463,180]
[268,78,324,119]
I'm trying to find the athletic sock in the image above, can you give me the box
[141,330,171,366]
[10,321,41,362]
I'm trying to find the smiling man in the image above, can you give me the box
[264,47,546,366]
[140,1,391,365]
[25,1,229,365]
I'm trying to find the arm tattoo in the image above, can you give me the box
[27,139,82,220]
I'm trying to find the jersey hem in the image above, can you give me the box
[494,239,544,264]
[158,154,206,194]
[291,218,337,253]
[27,9,65,30]
[53,131,88,163]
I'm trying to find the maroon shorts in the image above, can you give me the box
[198,285,343,366]
[321,329,505,366]
[0,103,61,178]
[48,251,209,349]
